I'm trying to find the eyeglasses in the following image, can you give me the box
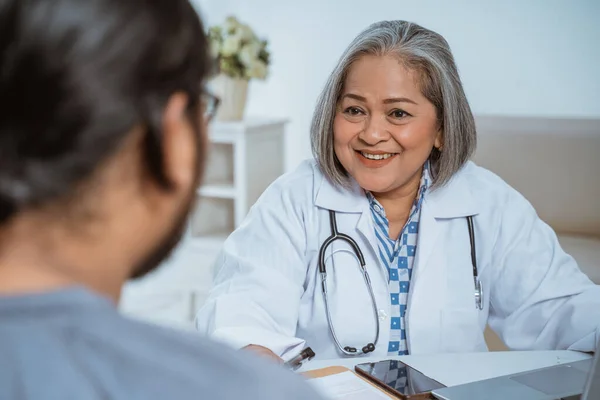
[202,90,220,122]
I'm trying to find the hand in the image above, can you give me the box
[243,344,284,364]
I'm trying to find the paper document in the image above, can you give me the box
[308,371,391,400]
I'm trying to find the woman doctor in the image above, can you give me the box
[196,20,600,362]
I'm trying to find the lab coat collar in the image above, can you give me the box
[313,169,367,213]
[313,161,480,218]
[424,162,481,218]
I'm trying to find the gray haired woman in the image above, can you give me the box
[196,20,600,363]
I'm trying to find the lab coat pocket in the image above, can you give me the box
[441,309,487,352]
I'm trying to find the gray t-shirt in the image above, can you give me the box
[0,287,322,400]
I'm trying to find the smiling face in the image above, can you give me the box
[333,54,442,197]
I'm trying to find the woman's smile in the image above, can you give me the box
[355,150,398,168]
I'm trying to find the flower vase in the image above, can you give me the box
[211,74,248,121]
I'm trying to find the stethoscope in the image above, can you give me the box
[319,210,484,357]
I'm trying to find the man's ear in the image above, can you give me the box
[161,92,195,190]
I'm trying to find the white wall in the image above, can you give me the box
[193,0,600,171]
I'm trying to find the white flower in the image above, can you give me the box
[238,42,261,67]
[221,33,242,57]
[208,15,269,80]
[209,38,220,58]
[238,24,256,41]
[223,16,240,33]
[246,59,268,80]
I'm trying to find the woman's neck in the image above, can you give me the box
[371,167,423,239]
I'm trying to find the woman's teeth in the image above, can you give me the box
[360,151,395,160]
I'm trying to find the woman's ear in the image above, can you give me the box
[434,129,443,150]
[161,92,195,190]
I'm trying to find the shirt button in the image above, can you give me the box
[378,309,387,321]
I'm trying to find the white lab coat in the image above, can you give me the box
[196,160,600,361]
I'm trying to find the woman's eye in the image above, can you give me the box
[344,107,363,116]
[390,109,408,119]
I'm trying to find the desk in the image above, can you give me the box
[299,351,592,387]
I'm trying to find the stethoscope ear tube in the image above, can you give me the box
[467,215,484,310]
[320,211,379,356]
[466,216,477,278]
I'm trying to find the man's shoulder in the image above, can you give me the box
[83,315,321,399]
[0,289,322,400]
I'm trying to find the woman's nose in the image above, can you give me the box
[358,116,390,145]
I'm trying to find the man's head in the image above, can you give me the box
[0,0,212,297]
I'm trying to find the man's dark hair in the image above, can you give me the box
[0,0,210,223]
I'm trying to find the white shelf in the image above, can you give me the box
[210,117,288,133]
[124,118,287,333]
[188,118,286,239]
[208,118,288,143]
[197,182,236,199]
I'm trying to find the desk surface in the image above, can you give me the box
[298,351,592,387]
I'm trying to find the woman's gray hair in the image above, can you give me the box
[310,20,476,189]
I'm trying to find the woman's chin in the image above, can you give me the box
[355,179,395,195]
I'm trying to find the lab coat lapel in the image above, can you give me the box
[411,204,441,284]
[406,199,447,354]
[313,170,388,284]
[407,163,482,353]
[356,207,386,279]
[413,164,482,277]
[314,170,378,265]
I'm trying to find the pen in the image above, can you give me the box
[284,347,316,371]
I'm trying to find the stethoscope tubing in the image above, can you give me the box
[319,210,484,356]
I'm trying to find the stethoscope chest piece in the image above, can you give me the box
[474,276,483,310]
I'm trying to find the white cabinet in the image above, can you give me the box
[120,118,287,330]
[188,118,287,242]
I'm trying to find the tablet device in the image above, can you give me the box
[355,359,446,399]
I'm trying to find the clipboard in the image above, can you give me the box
[303,366,397,399]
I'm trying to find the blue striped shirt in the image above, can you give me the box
[367,162,431,356]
